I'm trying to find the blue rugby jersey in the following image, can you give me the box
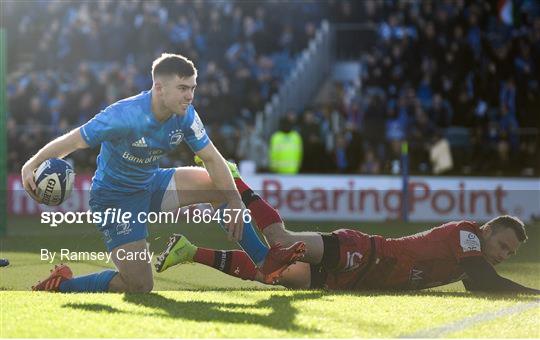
[80,90,209,192]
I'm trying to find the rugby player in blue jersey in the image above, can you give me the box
[21,53,304,293]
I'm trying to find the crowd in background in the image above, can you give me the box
[5,0,329,172]
[354,0,540,176]
[4,0,540,176]
[265,0,539,176]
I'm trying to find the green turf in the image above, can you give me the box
[2,290,539,338]
[1,217,539,337]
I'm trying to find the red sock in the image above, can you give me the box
[194,248,257,280]
[234,178,250,194]
[194,248,215,267]
[234,178,282,231]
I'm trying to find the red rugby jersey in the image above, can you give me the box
[361,221,483,290]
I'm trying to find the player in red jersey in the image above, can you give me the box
[157,169,539,294]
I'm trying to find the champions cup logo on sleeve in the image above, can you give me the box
[169,129,184,146]
[191,115,206,140]
[460,230,481,252]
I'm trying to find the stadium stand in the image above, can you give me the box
[4,0,540,176]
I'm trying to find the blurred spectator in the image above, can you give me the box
[269,118,303,174]
[360,148,381,175]
[485,106,518,175]
[237,122,268,172]
[361,94,386,155]
[333,135,348,173]
[500,78,517,116]
[429,93,453,128]
[452,85,474,127]
[409,105,436,173]
[27,96,50,125]
[299,110,327,173]
[343,121,363,173]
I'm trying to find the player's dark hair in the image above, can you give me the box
[152,53,197,81]
[484,215,527,242]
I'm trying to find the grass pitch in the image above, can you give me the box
[1,217,539,338]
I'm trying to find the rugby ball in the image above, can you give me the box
[34,158,75,206]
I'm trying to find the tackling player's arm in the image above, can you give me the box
[195,142,244,242]
[460,256,540,294]
[21,128,89,199]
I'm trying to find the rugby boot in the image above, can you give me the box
[32,264,73,292]
[155,233,197,273]
[260,241,306,284]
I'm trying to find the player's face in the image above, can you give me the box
[161,75,197,115]
[482,227,521,266]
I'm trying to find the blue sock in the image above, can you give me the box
[217,205,269,266]
[59,270,117,293]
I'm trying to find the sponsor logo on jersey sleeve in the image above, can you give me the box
[460,230,481,252]
[191,114,206,140]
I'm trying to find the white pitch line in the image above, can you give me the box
[401,299,540,338]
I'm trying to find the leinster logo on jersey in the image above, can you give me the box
[169,129,184,146]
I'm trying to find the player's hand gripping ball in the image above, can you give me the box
[34,158,75,206]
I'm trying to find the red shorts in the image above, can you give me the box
[310,229,378,290]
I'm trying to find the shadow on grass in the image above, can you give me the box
[63,302,124,314]
[122,291,325,333]
[61,290,330,333]
[60,289,538,336]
